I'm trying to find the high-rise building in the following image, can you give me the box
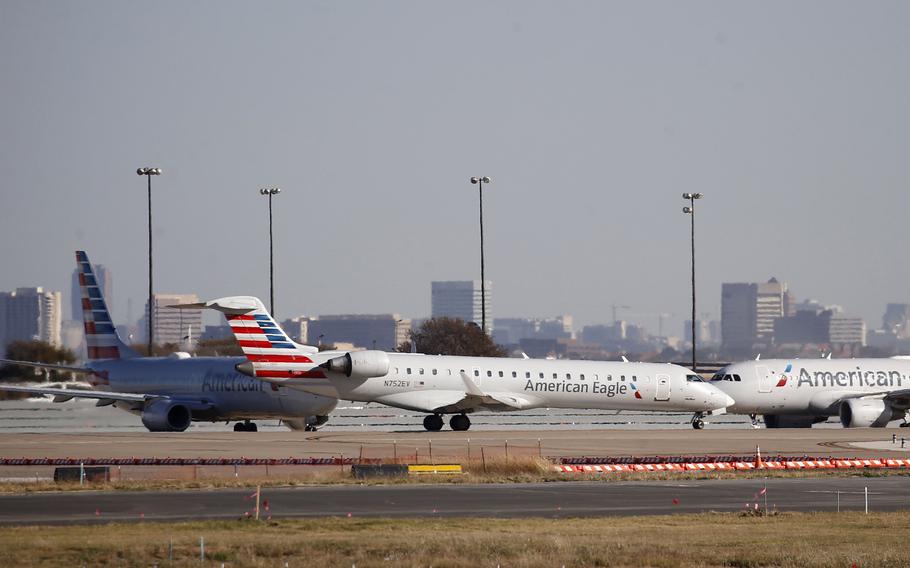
[0,287,63,355]
[307,314,410,351]
[140,294,202,346]
[71,265,111,322]
[431,280,492,333]
[883,304,910,338]
[721,278,789,352]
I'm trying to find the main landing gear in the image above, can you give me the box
[422,414,472,431]
[750,414,761,429]
[691,412,705,430]
[234,420,258,432]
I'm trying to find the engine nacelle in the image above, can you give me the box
[839,399,899,428]
[141,400,192,432]
[320,350,390,379]
[763,414,828,428]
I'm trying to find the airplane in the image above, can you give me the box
[176,296,735,431]
[710,356,910,428]
[0,251,337,432]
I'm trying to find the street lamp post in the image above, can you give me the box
[259,188,281,317]
[469,176,491,334]
[136,167,161,355]
[682,192,703,373]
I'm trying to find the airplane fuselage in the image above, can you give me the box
[91,356,337,422]
[295,353,730,413]
[712,358,910,416]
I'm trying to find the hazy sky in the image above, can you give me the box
[2,1,909,335]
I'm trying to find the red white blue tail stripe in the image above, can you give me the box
[76,251,137,361]
[185,296,325,380]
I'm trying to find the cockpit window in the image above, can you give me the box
[711,373,724,381]
[733,374,742,382]
[686,374,704,382]
[711,373,741,382]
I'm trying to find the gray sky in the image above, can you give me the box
[2,1,909,335]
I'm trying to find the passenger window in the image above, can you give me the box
[419,368,424,375]
[448,369,452,375]
[487,370,492,377]
[499,371,504,378]
[621,375,625,382]
[607,375,613,381]
[512,371,517,378]
[553,373,558,379]
[474,370,480,377]
[566,373,571,380]
[432,369,437,375]
[539,373,544,379]
[580,374,585,380]
[394,367,399,374]
[406,368,412,375]
[526,372,531,379]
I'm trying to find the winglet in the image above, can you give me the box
[621,355,629,363]
[459,371,486,398]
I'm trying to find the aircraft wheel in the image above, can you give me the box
[247,422,258,432]
[692,419,705,430]
[233,422,246,432]
[450,414,471,431]
[423,414,443,431]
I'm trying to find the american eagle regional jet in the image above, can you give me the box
[177,296,735,431]
[0,252,337,432]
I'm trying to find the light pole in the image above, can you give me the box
[469,176,491,334]
[259,188,281,317]
[136,167,161,355]
[682,192,703,372]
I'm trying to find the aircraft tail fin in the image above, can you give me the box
[172,296,320,379]
[75,251,138,360]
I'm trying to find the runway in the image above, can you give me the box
[0,428,905,462]
[0,476,905,525]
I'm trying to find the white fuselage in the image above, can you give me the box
[296,353,731,413]
[712,358,910,416]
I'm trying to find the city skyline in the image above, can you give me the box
[2,2,909,337]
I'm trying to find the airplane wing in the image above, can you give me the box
[0,358,93,374]
[0,384,161,404]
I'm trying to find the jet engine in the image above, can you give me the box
[283,415,331,431]
[320,350,390,379]
[763,414,828,428]
[839,399,899,428]
[141,400,192,432]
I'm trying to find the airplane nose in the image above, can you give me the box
[723,393,735,407]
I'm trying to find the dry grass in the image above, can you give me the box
[0,512,908,567]
[0,458,907,494]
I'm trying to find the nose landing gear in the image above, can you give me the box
[691,412,705,430]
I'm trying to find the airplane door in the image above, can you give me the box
[655,374,670,401]
[757,365,772,393]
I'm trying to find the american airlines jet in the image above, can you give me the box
[0,252,337,432]
[178,296,735,431]
[710,357,910,428]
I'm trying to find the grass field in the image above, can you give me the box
[0,511,907,567]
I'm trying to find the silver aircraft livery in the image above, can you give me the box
[711,357,910,428]
[176,296,735,431]
[0,252,337,432]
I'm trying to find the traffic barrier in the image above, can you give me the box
[407,464,463,475]
[554,457,908,474]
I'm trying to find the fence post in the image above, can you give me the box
[481,447,486,473]
[255,485,261,521]
[467,438,471,461]
[538,438,542,458]
[505,440,509,459]
[200,537,205,561]
[865,486,869,514]
[429,440,433,465]
[393,440,397,464]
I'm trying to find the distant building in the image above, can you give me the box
[683,319,717,346]
[140,294,202,345]
[431,280,491,334]
[774,305,866,347]
[308,314,410,351]
[493,316,573,345]
[883,304,910,338]
[0,287,63,355]
[721,278,789,352]
[828,315,866,347]
[71,264,111,321]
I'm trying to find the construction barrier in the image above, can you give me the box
[556,458,910,474]
[0,457,382,467]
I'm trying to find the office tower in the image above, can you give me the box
[431,280,492,333]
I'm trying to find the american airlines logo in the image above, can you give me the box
[796,368,906,388]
